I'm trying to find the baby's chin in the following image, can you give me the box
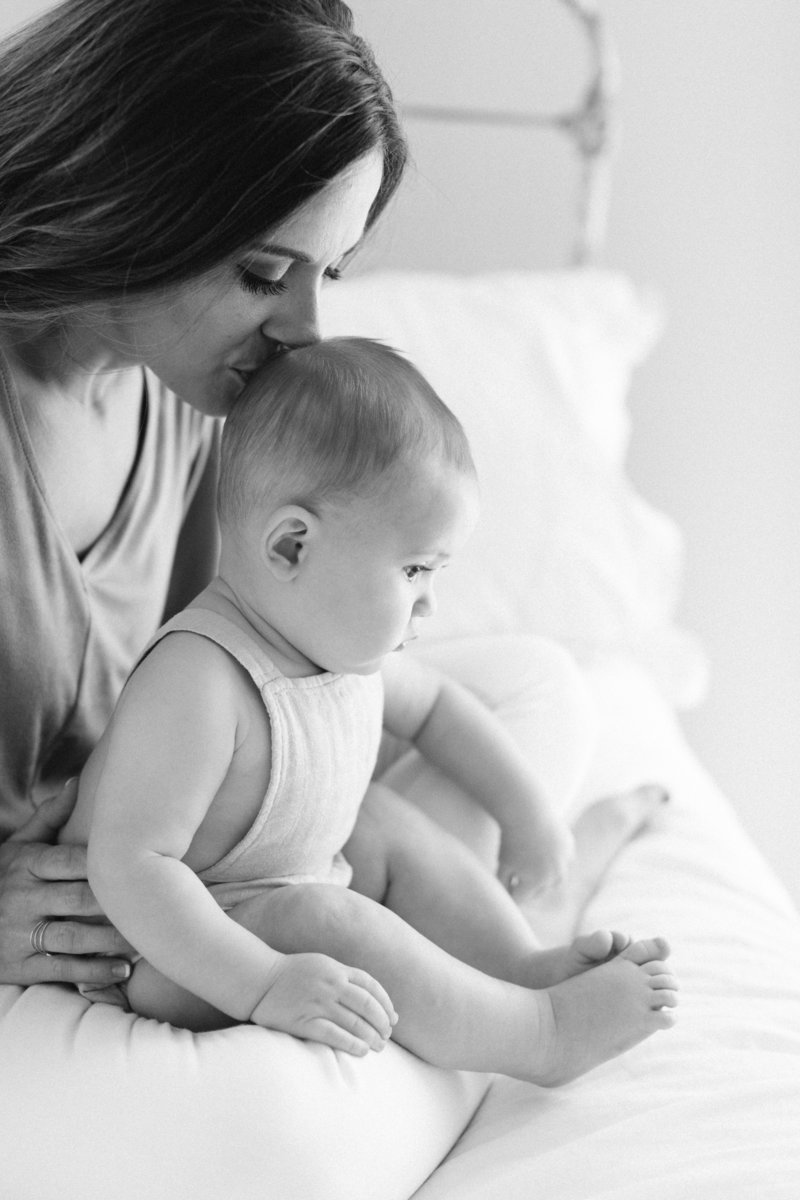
[315,652,391,676]
[307,635,414,676]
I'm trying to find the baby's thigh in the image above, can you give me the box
[231,882,381,959]
[126,959,235,1031]
[127,885,382,1030]
[344,783,479,900]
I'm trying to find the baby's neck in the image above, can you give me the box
[193,576,325,679]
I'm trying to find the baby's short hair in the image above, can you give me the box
[218,336,475,528]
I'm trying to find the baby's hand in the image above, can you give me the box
[498,813,575,899]
[249,952,398,1055]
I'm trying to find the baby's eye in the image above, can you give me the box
[323,265,343,283]
[403,565,431,582]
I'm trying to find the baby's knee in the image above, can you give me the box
[501,635,591,713]
[357,785,448,863]
[243,883,366,957]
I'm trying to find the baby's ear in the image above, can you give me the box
[263,506,316,580]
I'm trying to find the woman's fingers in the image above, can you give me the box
[7,780,78,844]
[28,915,134,958]
[3,842,108,917]
[31,877,102,919]
[19,949,132,988]
[25,841,91,883]
[0,838,133,986]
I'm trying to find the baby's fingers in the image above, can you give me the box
[346,968,397,1031]
[304,1017,375,1058]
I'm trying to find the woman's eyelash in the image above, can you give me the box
[404,565,432,581]
[237,264,343,297]
[237,268,287,297]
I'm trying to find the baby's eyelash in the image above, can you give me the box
[404,565,432,581]
[324,266,343,283]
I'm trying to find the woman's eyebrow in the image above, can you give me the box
[254,242,313,262]
[253,237,364,262]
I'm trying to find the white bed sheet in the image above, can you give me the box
[414,654,800,1200]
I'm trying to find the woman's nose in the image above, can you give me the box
[263,279,321,348]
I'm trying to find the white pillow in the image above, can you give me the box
[322,269,707,707]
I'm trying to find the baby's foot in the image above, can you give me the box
[524,929,632,989]
[528,784,670,946]
[521,936,678,1086]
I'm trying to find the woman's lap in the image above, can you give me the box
[0,981,486,1200]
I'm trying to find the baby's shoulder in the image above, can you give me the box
[129,628,254,713]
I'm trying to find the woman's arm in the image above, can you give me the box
[381,654,574,894]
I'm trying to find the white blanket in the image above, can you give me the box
[414,655,800,1199]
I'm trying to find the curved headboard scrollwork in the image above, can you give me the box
[401,0,619,265]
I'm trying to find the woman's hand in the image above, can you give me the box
[249,952,397,1055]
[0,783,134,986]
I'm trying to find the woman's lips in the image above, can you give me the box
[231,345,291,385]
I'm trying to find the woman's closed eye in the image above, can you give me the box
[237,263,343,297]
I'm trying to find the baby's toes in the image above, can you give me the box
[642,960,677,981]
[620,935,671,966]
[608,929,632,956]
[573,930,616,963]
[647,969,679,1012]
[651,1001,678,1028]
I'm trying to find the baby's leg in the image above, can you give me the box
[232,884,678,1082]
[384,635,598,864]
[346,783,648,990]
[381,636,667,946]
[125,958,237,1031]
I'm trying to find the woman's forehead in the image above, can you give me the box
[252,150,384,264]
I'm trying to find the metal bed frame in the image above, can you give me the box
[399,0,618,266]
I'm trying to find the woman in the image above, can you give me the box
[0,0,404,988]
[0,4,655,1196]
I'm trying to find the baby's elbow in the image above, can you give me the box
[86,832,133,911]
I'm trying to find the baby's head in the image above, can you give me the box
[218,336,479,674]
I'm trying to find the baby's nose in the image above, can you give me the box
[414,589,437,619]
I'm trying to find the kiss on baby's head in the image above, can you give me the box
[217,336,476,530]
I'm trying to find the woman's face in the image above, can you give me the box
[111,149,384,416]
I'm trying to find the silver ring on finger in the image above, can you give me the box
[30,918,54,956]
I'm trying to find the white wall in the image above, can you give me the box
[350,0,800,905]
[600,1,800,907]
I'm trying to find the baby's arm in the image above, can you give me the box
[86,637,286,1019]
[381,654,574,895]
[87,636,392,1046]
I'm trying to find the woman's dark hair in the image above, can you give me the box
[0,0,406,321]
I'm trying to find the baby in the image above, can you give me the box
[62,337,677,1085]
